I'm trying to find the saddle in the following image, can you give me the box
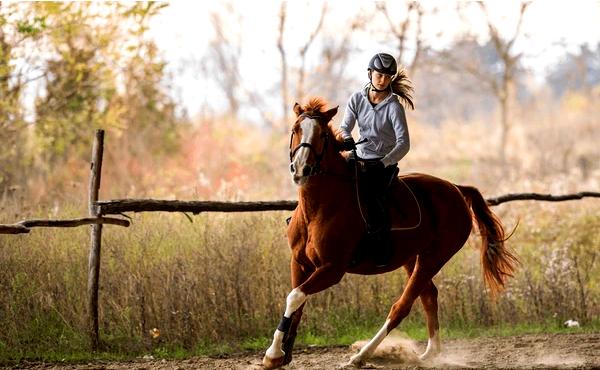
[350,173,422,267]
[355,166,421,232]
[385,175,422,230]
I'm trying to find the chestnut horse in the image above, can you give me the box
[263,98,518,369]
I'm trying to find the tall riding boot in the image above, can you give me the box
[367,197,393,267]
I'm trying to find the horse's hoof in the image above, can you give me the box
[418,349,440,362]
[263,354,285,369]
[344,354,365,368]
[283,352,293,366]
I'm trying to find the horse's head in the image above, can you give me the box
[289,98,338,186]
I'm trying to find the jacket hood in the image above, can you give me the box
[360,84,397,109]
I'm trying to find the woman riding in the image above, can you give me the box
[338,52,414,266]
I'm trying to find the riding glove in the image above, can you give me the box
[340,137,356,151]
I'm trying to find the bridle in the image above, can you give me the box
[288,113,329,177]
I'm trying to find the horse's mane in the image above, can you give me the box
[301,97,338,138]
[302,97,329,116]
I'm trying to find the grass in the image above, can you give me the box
[3,319,597,365]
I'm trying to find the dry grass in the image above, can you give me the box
[1,201,598,359]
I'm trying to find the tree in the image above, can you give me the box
[0,2,45,192]
[113,2,182,156]
[0,2,187,198]
[31,2,125,169]
[198,2,275,128]
[277,2,327,129]
[546,43,600,98]
[376,1,426,75]
[277,2,289,128]
[438,2,531,167]
[203,3,242,119]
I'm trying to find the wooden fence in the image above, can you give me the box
[1,129,599,350]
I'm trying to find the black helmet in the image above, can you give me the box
[368,53,397,75]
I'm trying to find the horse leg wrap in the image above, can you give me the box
[277,315,293,333]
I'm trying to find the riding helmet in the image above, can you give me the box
[368,53,397,76]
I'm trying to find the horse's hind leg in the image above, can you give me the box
[404,258,441,360]
[419,281,441,360]
[348,255,442,367]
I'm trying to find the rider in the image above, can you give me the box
[338,52,414,267]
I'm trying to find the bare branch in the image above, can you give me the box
[377,1,415,63]
[297,2,328,100]
[377,1,424,73]
[435,49,500,94]
[409,3,424,75]
[277,2,289,128]
[506,2,531,51]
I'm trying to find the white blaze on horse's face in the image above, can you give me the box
[290,117,320,186]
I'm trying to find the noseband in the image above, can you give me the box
[289,114,329,177]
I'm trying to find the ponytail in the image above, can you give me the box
[391,67,414,110]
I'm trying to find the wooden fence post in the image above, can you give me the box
[88,129,104,350]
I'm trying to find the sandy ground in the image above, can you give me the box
[8,333,600,370]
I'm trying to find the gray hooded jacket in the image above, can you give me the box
[339,86,410,167]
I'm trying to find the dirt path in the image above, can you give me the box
[9,333,600,369]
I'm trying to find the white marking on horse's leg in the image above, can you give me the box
[265,330,285,360]
[284,287,306,316]
[419,330,441,361]
[264,288,307,362]
[348,319,390,366]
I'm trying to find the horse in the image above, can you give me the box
[262,97,518,369]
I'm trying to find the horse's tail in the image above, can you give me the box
[457,185,519,296]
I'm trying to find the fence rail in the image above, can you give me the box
[486,191,600,205]
[0,217,129,234]
[96,199,298,215]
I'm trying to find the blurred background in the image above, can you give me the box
[1,1,599,204]
[0,1,598,360]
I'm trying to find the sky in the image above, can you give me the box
[147,0,600,118]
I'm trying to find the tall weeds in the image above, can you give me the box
[1,202,598,359]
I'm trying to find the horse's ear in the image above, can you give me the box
[322,106,338,123]
[293,102,303,117]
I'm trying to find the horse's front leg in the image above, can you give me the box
[281,301,305,365]
[263,259,310,369]
[263,288,307,369]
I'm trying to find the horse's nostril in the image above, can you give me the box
[290,163,295,173]
[302,165,312,177]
